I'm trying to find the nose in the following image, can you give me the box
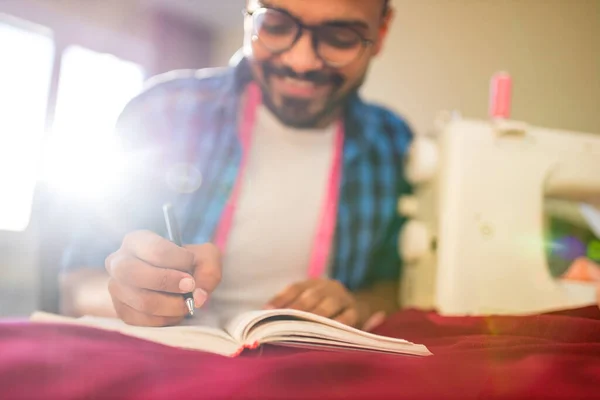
[279,31,324,73]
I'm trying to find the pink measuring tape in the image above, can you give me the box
[213,82,344,278]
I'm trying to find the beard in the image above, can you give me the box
[255,60,363,129]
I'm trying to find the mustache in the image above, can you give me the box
[262,62,345,87]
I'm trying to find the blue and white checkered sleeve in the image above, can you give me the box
[366,112,415,284]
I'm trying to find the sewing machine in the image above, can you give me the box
[398,74,600,316]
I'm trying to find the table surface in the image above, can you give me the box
[1,306,599,400]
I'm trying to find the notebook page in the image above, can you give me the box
[273,340,432,356]
[226,308,362,341]
[30,312,241,357]
[245,320,427,352]
[224,308,415,346]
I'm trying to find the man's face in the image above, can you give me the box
[244,0,391,128]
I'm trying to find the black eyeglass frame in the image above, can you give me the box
[243,7,375,68]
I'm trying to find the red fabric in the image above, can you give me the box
[1,307,599,400]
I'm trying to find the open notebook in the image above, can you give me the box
[30,309,432,358]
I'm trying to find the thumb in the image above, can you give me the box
[185,243,222,308]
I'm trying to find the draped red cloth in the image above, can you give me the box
[1,306,599,400]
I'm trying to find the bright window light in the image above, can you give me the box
[42,45,145,202]
[0,18,54,232]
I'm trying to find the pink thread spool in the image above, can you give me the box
[489,72,512,119]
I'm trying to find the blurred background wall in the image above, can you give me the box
[212,0,600,135]
[0,0,598,317]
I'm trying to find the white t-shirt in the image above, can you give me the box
[188,105,337,327]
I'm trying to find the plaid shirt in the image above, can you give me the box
[63,54,414,291]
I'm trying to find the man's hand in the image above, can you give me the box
[265,279,387,331]
[105,230,222,327]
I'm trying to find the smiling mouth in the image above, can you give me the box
[273,76,331,98]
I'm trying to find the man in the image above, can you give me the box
[60,0,415,330]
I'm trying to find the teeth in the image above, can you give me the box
[284,77,314,87]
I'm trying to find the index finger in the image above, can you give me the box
[121,230,195,273]
[106,253,195,294]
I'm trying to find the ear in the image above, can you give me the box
[372,7,394,56]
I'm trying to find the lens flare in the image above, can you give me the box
[165,163,203,194]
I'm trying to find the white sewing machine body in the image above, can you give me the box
[399,114,600,316]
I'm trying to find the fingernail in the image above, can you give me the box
[194,288,207,308]
[179,278,195,292]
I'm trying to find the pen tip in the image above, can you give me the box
[186,298,195,316]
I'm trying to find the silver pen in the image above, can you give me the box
[163,203,195,316]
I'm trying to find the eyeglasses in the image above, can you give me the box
[244,7,374,68]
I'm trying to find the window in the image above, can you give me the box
[0,17,54,232]
[42,45,145,199]
[0,14,145,231]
